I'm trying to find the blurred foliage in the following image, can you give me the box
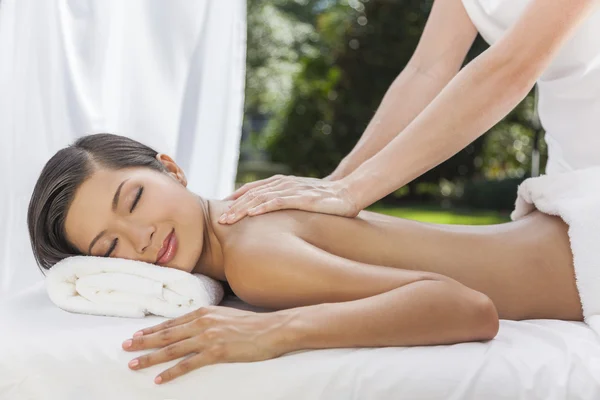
[245,0,317,116]
[242,0,548,210]
[458,177,525,211]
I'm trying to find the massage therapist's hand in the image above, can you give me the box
[219,174,360,224]
[122,305,291,385]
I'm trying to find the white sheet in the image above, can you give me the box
[2,282,600,400]
[0,0,246,299]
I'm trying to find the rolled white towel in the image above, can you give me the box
[45,255,224,318]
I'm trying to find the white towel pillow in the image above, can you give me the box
[45,255,224,318]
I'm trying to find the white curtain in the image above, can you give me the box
[0,0,247,300]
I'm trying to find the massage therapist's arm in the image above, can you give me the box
[328,0,479,180]
[224,234,499,348]
[220,0,598,224]
[344,0,599,210]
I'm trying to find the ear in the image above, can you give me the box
[155,153,188,187]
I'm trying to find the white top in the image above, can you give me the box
[461,0,600,175]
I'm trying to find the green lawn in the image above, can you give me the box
[367,205,512,225]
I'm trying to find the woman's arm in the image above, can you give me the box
[224,234,499,349]
[343,0,599,209]
[328,0,478,181]
[121,232,497,384]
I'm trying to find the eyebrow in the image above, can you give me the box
[87,178,129,255]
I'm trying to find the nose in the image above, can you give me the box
[120,220,156,255]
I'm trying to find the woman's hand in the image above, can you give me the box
[218,175,360,225]
[122,305,293,385]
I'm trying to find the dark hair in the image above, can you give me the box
[27,133,168,275]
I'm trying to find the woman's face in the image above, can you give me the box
[64,154,205,273]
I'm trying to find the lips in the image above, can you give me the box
[156,229,175,264]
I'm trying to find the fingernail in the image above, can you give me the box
[219,214,227,223]
[228,213,236,221]
[129,359,139,368]
[133,331,143,337]
[123,339,132,348]
[155,376,163,384]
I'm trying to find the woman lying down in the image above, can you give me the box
[27,133,582,385]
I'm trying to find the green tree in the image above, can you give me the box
[245,0,318,117]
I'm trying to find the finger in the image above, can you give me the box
[156,346,226,385]
[242,189,293,218]
[130,306,213,338]
[129,337,198,371]
[224,180,284,215]
[224,175,283,202]
[223,190,285,225]
[124,323,194,351]
[228,189,290,222]
[247,195,303,217]
[220,191,259,222]
[219,183,286,224]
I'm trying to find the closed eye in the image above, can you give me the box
[104,238,118,258]
[104,186,143,257]
[130,186,143,213]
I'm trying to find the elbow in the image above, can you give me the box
[478,46,539,102]
[503,64,538,101]
[472,292,500,341]
[436,277,500,342]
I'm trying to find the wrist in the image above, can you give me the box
[325,170,343,181]
[337,170,371,213]
[263,308,307,354]
[330,178,359,217]
[265,305,326,353]
[342,151,399,212]
[329,158,354,181]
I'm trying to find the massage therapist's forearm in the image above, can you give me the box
[270,279,498,352]
[330,64,455,180]
[329,0,479,181]
[341,50,537,210]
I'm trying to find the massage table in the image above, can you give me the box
[2,280,600,399]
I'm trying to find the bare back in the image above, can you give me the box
[216,206,582,321]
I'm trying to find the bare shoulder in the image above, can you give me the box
[219,209,321,246]
[221,229,303,308]
[220,212,298,276]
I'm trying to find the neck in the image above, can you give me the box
[194,197,226,280]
